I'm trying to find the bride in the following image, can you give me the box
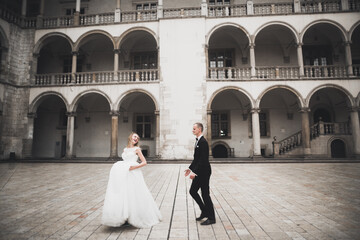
[101,132,162,228]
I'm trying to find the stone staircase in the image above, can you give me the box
[273,121,352,157]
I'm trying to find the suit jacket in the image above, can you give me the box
[189,136,211,176]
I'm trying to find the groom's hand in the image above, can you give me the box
[189,172,196,180]
[184,169,191,177]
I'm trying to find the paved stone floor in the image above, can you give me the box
[1,162,360,240]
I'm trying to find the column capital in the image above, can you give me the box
[27,112,37,118]
[66,112,77,117]
[109,110,120,116]
[207,109,212,114]
[299,107,311,113]
[344,41,352,46]
[154,110,160,115]
[297,42,303,47]
[113,49,121,54]
[251,108,260,113]
[249,42,256,48]
[71,51,79,56]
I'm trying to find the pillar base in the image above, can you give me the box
[63,155,76,160]
[108,156,121,161]
[252,154,263,160]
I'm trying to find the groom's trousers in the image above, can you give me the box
[189,170,215,220]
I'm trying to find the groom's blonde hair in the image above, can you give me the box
[194,122,203,132]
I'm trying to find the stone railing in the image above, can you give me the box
[0,8,36,28]
[34,73,72,85]
[80,12,114,25]
[349,0,360,10]
[254,2,293,15]
[121,9,157,22]
[164,7,201,18]
[208,4,247,17]
[301,0,341,13]
[353,64,360,76]
[33,69,159,86]
[43,15,73,28]
[256,66,300,79]
[275,130,302,155]
[208,67,251,80]
[117,69,159,82]
[304,65,347,78]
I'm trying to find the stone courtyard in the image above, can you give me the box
[0,162,360,240]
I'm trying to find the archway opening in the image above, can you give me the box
[33,95,67,159]
[331,139,346,158]
[351,24,360,76]
[119,92,157,157]
[212,144,228,158]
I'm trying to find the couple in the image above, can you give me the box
[101,122,215,228]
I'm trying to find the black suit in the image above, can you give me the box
[189,136,215,221]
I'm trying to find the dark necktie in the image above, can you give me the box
[195,138,198,148]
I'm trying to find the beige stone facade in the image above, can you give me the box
[0,0,359,160]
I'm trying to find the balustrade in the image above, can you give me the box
[303,65,347,78]
[34,73,72,85]
[349,0,360,10]
[255,66,299,79]
[164,8,201,18]
[254,3,293,15]
[80,13,114,25]
[278,131,302,155]
[353,64,360,76]
[43,16,73,28]
[74,72,114,84]
[117,69,159,82]
[121,10,157,22]
[301,0,341,13]
[208,67,251,80]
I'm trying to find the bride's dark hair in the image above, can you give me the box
[127,132,140,148]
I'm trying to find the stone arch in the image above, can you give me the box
[71,89,112,112]
[206,23,251,46]
[356,92,360,107]
[349,20,360,40]
[117,27,159,49]
[29,92,69,113]
[305,84,355,108]
[0,25,9,49]
[328,136,348,158]
[74,30,116,51]
[33,32,74,54]
[256,85,305,109]
[300,19,348,43]
[207,86,254,111]
[253,21,300,44]
[116,89,159,112]
[211,141,232,158]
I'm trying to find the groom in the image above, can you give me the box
[185,122,216,225]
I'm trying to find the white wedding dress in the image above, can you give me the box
[101,147,162,228]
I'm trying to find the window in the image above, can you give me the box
[209,49,234,68]
[209,0,230,5]
[132,52,157,69]
[135,114,152,139]
[136,3,157,10]
[212,112,230,138]
[248,111,270,138]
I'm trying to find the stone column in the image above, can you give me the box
[40,0,45,15]
[31,53,39,84]
[65,112,76,159]
[21,0,27,16]
[300,107,311,156]
[207,110,213,157]
[249,43,256,78]
[114,49,119,80]
[344,41,354,77]
[341,0,349,10]
[251,108,261,158]
[71,51,78,82]
[293,0,301,13]
[155,110,160,157]
[157,0,164,19]
[74,0,81,26]
[36,0,45,28]
[109,111,120,160]
[350,107,360,158]
[115,0,121,22]
[201,0,208,16]
[297,43,304,77]
[247,0,254,15]
[23,112,36,158]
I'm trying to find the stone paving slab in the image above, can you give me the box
[1,162,360,240]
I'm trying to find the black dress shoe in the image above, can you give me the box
[196,214,207,221]
[200,219,216,225]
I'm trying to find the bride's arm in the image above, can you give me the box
[129,148,147,170]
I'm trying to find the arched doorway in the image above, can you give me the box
[331,139,346,158]
[212,144,228,158]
